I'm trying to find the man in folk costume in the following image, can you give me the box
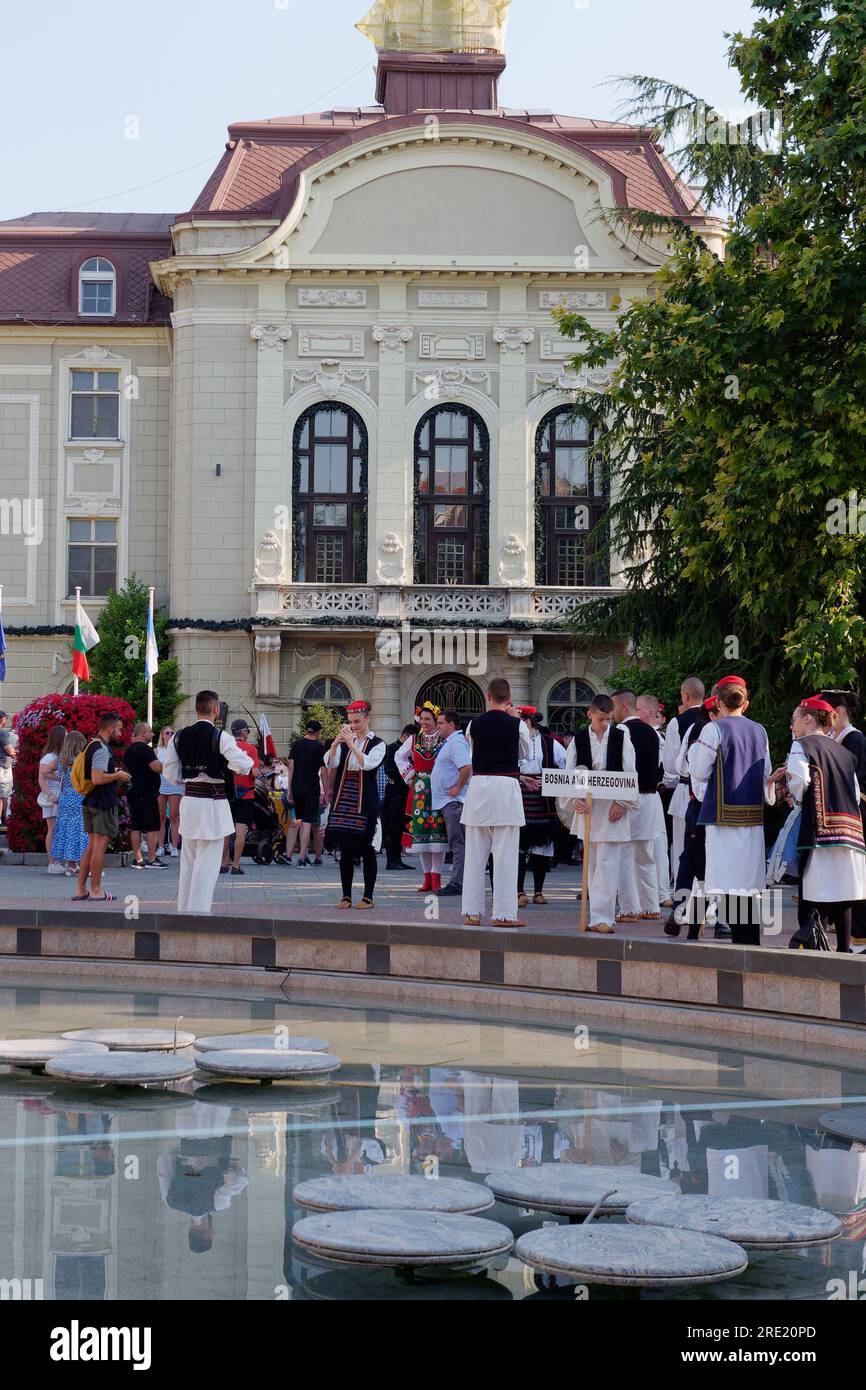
[562,693,639,934]
[516,707,566,908]
[324,700,386,910]
[782,697,866,953]
[637,693,673,909]
[665,696,718,938]
[162,691,254,914]
[461,677,533,928]
[662,677,706,881]
[612,690,663,923]
[382,725,416,871]
[689,676,774,945]
[821,690,866,946]
[395,701,449,893]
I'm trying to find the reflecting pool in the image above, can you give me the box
[0,983,863,1301]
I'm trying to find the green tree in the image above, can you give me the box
[561,0,866,721]
[84,576,184,733]
[292,702,343,745]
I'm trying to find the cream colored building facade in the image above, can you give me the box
[0,18,721,744]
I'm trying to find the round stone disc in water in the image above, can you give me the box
[818,1106,866,1144]
[485,1164,677,1215]
[293,1211,513,1268]
[45,1051,197,1085]
[627,1195,842,1250]
[293,1175,494,1216]
[62,1028,196,1052]
[46,1086,196,1115]
[194,1049,341,1080]
[516,1224,748,1287]
[194,1033,330,1054]
[0,1039,110,1067]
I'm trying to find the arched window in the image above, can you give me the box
[293,405,368,584]
[535,408,609,586]
[302,677,352,718]
[414,405,489,586]
[547,679,596,736]
[79,258,117,316]
[416,674,484,722]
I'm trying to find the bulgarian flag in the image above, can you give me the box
[259,714,276,760]
[72,593,100,683]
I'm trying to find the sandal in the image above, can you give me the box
[588,922,616,934]
[533,894,548,906]
[71,893,90,902]
[518,893,529,909]
[463,915,481,927]
[615,913,640,923]
[88,892,116,903]
[337,898,353,910]
[358,898,375,911]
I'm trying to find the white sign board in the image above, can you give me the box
[541,768,639,801]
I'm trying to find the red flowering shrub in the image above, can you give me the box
[8,694,137,852]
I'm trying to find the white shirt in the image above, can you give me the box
[323,732,386,774]
[563,725,638,843]
[785,737,866,902]
[162,722,254,841]
[460,716,533,828]
[519,729,567,775]
[688,717,773,893]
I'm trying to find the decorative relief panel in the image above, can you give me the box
[533,365,614,395]
[539,291,608,310]
[372,325,414,351]
[298,288,367,307]
[282,587,377,617]
[540,331,579,360]
[289,360,371,394]
[406,589,508,618]
[419,332,485,360]
[298,329,364,357]
[418,290,489,308]
[251,324,292,349]
[494,327,535,353]
[411,366,491,398]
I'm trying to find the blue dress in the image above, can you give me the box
[52,767,89,863]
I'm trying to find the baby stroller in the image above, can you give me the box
[229,771,283,866]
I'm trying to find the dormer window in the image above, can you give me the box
[79,258,116,316]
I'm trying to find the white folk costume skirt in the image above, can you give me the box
[801,845,866,902]
[704,825,766,895]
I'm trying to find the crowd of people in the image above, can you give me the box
[2,673,865,950]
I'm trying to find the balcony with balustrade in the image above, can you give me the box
[253,581,621,628]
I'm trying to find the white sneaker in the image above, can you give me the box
[169,845,179,858]
[47,862,66,875]
[155,847,164,858]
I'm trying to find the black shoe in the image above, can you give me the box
[386,862,412,871]
[313,859,323,867]
[132,859,145,870]
[714,925,732,941]
[297,857,311,867]
[220,865,230,874]
[435,884,463,898]
[663,918,681,937]
[231,866,245,876]
[144,860,164,870]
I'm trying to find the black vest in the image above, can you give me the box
[571,725,625,772]
[622,718,662,793]
[330,737,383,816]
[174,722,229,781]
[469,710,520,777]
[798,734,865,853]
[675,708,703,783]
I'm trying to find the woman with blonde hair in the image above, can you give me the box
[38,724,67,873]
[51,730,89,875]
[156,725,183,857]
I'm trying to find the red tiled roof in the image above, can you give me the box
[0,213,173,324]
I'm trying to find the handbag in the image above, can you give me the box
[788,910,831,951]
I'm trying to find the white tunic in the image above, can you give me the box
[663,716,693,820]
[519,731,567,775]
[460,718,533,828]
[688,718,773,894]
[162,723,254,841]
[324,733,386,775]
[619,718,664,841]
[563,726,639,843]
[785,738,866,902]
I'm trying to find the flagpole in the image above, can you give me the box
[73,587,80,697]
[147,587,155,729]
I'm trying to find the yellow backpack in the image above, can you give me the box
[70,740,101,797]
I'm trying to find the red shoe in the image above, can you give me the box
[430,873,442,892]
[417,872,432,893]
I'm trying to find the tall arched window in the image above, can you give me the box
[535,408,609,586]
[78,258,116,316]
[547,679,596,735]
[293,404,368,584]
[302,677,352,719]
[414,405,489,586]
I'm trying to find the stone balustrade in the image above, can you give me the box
[252,582,620,625]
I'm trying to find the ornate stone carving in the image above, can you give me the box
[65,494,115,515]
[494,327,535,353]
[540,331,576,360]
[532,590,588,619]
[539,291,608,310]
[420,332,485,360]
[372,325,414,351]
[77,346,112,364]
[81,448,107,464]
[406,588,508,619]
[254,531,284,583]
[418,290,489,308]
[299,288,367,307]
[376,533,405,583]
[282,586,377,617]
[411,366,491,398]
[251,323,292,349]
[254,632,282,699]
[533,365,613,395]
[498,535,527,586]
[299,328,364,357]
[508,637,535,659]
[289,360,371,394]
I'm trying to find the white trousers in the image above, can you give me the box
[177,837,224,914]
[655,830,671,900]
[618,839,661,916]
[462,824,520,922]
[586,841,623,928]
[670,816,685,882]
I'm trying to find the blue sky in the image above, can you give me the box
[1,0,760,220]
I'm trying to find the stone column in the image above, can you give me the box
[372,281,412,587]
[501,637,534,708]
[371,653,403,744]
[251,281,292,587]
[493,308,534,591]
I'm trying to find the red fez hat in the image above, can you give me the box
[717,675,747,689]
[798,696,835,714]
[518,705,538,716]
[347,700,371,713]
[704,696,719,711]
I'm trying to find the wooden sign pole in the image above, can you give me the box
[578,792,593,932]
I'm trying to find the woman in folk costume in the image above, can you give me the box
[665,696,718,938]
[323,700,386,910]
[688,676,774,945]
[516,707,566,907]
[395,701,449,893]
[781,696,866,953]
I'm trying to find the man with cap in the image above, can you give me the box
[162,693,254,912]
[221,719,261,876]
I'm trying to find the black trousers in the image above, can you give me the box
[673,799,707,939]
[382,782,407,865]
[339,843,378,902]
[798,897,852,953]
[518,853,551,896]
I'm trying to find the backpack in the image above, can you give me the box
[70,739,101,797]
